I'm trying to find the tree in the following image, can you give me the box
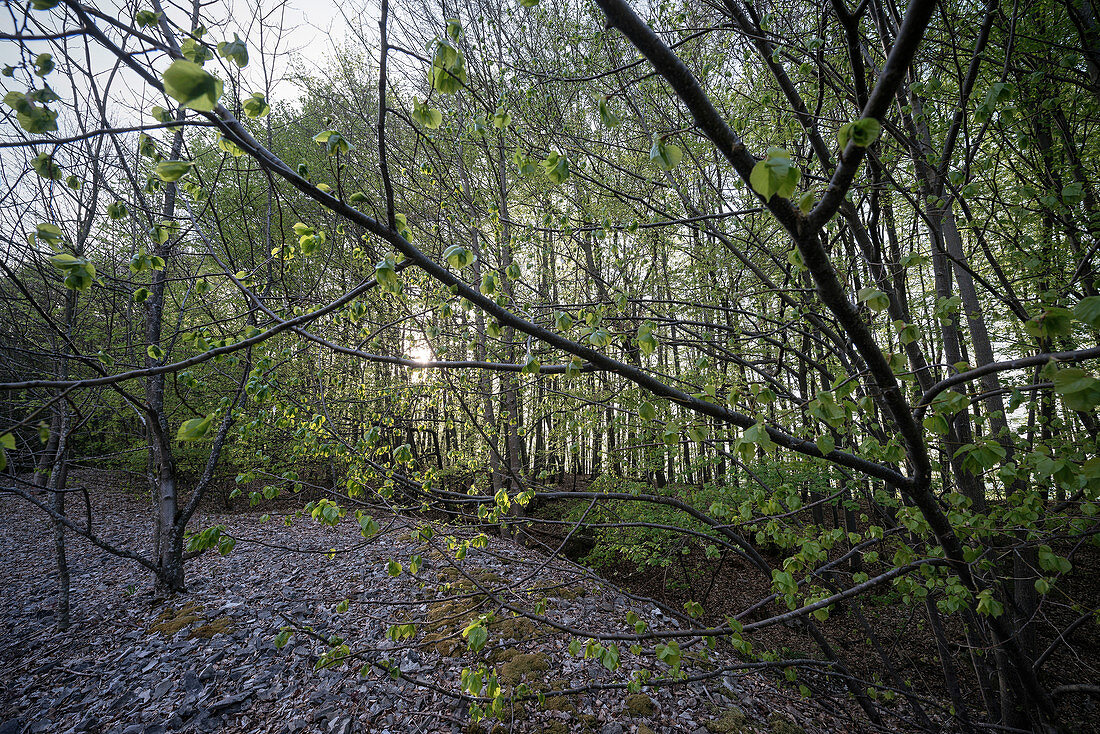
[2,0,1099,730]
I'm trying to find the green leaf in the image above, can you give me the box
[34,53,54,77]
[394,212,413,241]
[1024,307,1074,341]
[313,130,352,156]
[1051,368,1100,411]
[181,35,213,65]
[215,132,243,157]
[375,257,399,291]
[4,91,59,134]
[411,98,443,129]
[480,271,498,295]
[521,354,540,375]
[429,28,467,94]
[162,60,223,112]
[35,222,64,244]
[637,322,658,355]
[31,152,62,180]
[742,422,776,455]
[491,106,511,129]
[520,0,540,7]
[108,201,129,220]
[242,92,270,118]
[931,389,969,416]
[838,117,882,148]
[463,620,488,652]
[1073,296,1100,330]
[597,96,621,127]
[655,640,681,667]
[155,160,193,182]
[857,287,890,312]
[923,413,949,436]
[797,190,814,213]
[359,515,379,537]
[31,0,63,9]
[177,415,213,441]
[749,148,800,200]
[639,401,656,421]
[217,33,248,67]
[649,135,683,171]
[975,589,1004,618]
[542,151,569,184]
[135,9,161,27]
[386,560,403,576]
[48,253,96,291]
[147,344,166,361]
[443,244,476,269]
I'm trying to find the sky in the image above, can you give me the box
[0,0,362,109]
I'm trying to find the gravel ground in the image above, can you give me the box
[0,476,862,734]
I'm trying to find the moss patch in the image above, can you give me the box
[705,707,750,733]
[190,616,233,639]
[625,693,656,717]
[148,602,232,639]
[492,615,535,640]
[639,726,657,734]
[423,631,464,657]
[496,650,549,687]
[768,715,803,734]
[149,603,203,636]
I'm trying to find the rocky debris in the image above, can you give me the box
[0,481,859,733]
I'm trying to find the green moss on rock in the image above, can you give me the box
[493,649,549,686]
[625,693,656,716]
[768,714,804,734]
[148,602,203,637]
[706,707,750,733]
[189,616,233,639]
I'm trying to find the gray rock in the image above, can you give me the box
[74,715,98,732]
[194,714,223,734]
[122,725,144,734]
[198,664,216,681]
[182,671,201,694]
[329,718,353,734]
[600,724,624,734]
[0,719,23,734]
[312,706,337,723]
[209,690,253,713]
[284,719,308,734]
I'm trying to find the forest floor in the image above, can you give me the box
[0,471,865,734]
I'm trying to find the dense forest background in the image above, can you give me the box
[2,0,1100,730]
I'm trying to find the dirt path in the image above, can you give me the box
[0,479,857,734]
